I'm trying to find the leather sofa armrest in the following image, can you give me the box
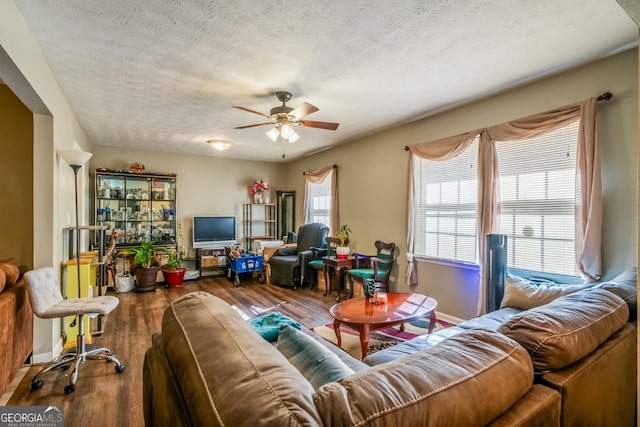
[297,249,315,266]
[488,384,561,427]
[272,246,297,258]
[539,323,637,427]
[309,247,328,258]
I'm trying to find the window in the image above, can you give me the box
[305,173,332,228]
[414,138,479,263]
[496,121,579,276]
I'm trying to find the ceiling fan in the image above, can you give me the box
[233,91,339,144]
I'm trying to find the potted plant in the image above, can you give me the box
[161,247,186,287]
[161,223,187,287]
[336,224,351,259]
[119,241,162,292]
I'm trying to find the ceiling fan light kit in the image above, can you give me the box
[234,91,339,144]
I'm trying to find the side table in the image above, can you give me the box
[322,256,357,301]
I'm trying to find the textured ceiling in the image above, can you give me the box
[14,0,638,162]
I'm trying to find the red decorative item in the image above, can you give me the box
[163,267,186,287]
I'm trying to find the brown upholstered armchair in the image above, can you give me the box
[268,223,329,288]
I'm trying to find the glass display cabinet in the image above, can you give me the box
[94,170,177,247]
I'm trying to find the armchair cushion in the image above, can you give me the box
[309,259,324,269]
[349,269,389,280]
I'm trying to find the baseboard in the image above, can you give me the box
[435,311,464,325]
[32,338,64,364]
[0,366,29,405]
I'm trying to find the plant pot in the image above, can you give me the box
[162,267,186,288]
[336,246,350,259]
[134,266,160,292]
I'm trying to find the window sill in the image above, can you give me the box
[414,256,480,272]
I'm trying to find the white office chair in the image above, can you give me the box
[24,266,125,394]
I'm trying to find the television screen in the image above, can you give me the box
[192,216,237,248]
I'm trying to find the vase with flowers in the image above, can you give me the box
[248,180,271,204]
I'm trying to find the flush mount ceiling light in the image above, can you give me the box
[233,91,339,144]
[207,140,233,151]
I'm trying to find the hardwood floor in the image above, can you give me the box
[7,276,337,426]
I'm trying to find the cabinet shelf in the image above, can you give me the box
[243,203,277,252]
[93,170,177,249]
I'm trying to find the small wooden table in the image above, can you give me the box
[330,293,438,359]
[322,256,357,299]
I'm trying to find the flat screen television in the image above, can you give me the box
[192,215,237,249]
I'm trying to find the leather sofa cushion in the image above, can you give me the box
[457,307,522,331]
[315,329,533,427]
[277,325,355,389]
[595,268,637,321]
[363,325,465,365]
[161,292,322,426]
[365,308,526,366]
[498,289,628,373]
[500,273,597,310]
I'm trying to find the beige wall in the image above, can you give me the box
[0,1,93,361]
[289,48,638,320]
[90,146,288,255]
[0,84,33,268]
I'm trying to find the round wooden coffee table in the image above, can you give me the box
[330,293,437,359]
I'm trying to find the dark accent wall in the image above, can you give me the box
[0,84,33,269]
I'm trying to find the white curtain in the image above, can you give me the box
[303,165,338,236]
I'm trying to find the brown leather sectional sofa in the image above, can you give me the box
[0,270,33,396]
[143,271,636,427]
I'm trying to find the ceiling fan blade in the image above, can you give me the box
[298,120,339,131]
[289,102,319,120]
[232,106,271,118]
[234,122,274,129]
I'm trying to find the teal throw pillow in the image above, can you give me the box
[276,325,355,389]
[247,312,301,342]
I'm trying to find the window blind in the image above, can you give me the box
[306,176,332,227]
[414,137,479,263]
[496,121,579,276]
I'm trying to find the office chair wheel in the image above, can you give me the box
[115,364,125,374]
[64,384,76,394]
[31,379,44,390]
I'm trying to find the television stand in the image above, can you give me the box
[196,247,227,278]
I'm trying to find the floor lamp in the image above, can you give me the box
[59,148,93,304]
